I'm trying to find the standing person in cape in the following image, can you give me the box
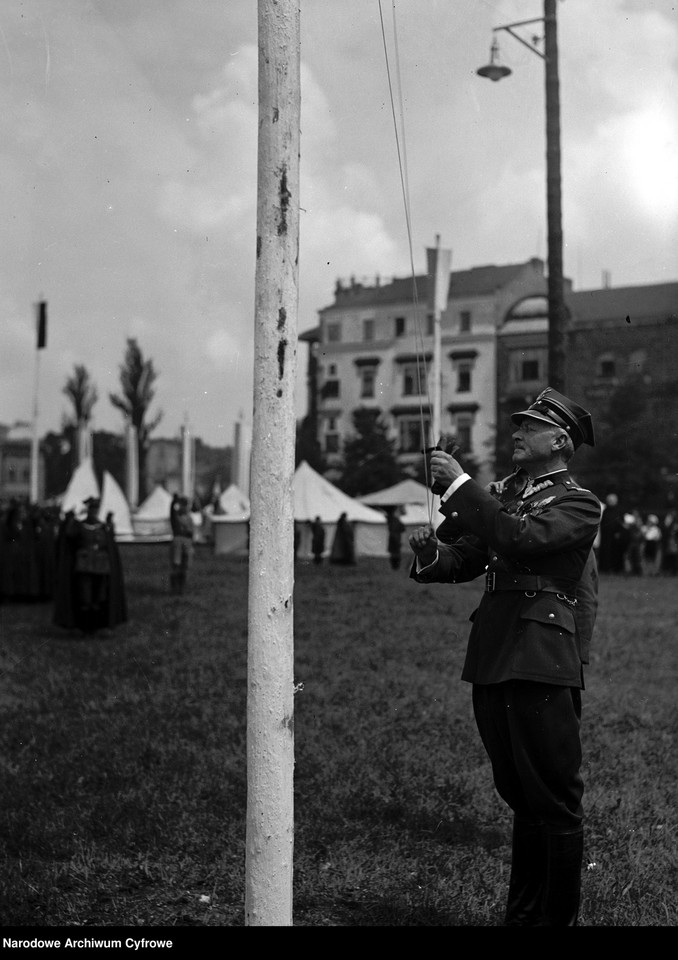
[387,508,406,570]
[53,496,127,634]
[408,388,601,927]
[309,515,326,565]
[330,512,356,565]
[169,494,195,595]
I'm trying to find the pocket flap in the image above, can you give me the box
[519,596,575,633]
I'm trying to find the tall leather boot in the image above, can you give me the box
[535,827,584,926]
[503,816,546,926]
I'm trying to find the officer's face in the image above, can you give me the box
[511,417,560,468]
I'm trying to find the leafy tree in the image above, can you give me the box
[335,407,403,497]
[109,338,162,502]
[295,414,325,473]
[577,375,678,512]
[63,364,98,425]
[61,364,98,468]
[41,430,75,499]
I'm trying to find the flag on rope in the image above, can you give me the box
[36,301,47,349]
[426,245,452,315]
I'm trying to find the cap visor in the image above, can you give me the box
[510,410,558,428]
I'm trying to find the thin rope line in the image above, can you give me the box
[378,0,435,522]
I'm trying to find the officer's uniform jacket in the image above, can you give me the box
[410,468,601,689]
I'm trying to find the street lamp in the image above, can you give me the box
[477,0,567,393]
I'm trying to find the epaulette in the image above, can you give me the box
[563,479,592,493]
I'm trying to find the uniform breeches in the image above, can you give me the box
[472,680,583,830]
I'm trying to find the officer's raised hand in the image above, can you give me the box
[430,450,464,491]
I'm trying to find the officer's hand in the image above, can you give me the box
[430,451,463,490]
[408,524,438,566]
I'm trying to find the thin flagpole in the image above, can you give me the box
[30,300,47,503]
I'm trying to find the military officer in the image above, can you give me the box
[409,387,601,926]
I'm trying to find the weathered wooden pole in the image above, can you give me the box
[245,0,300,927]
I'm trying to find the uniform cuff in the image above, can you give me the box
[440,473,471,502]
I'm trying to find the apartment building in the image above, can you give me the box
[301,259,677,489]
[302,256,553,486]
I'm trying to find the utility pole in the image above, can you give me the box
[477,0,567,391]
[245,0,300,927]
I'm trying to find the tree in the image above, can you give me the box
[335,407,403,497]
[295,414,325,473]
[63,364,98,425]
[578,375,678,512]
[109,338,162,502]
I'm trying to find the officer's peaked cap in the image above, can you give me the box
[511,387,595,448]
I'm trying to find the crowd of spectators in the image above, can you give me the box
[0,497,61,602]
[596,493,677,576]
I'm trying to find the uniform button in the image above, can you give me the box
[548,613,555,619]
[492,555,498,561]
[450,511,459,519]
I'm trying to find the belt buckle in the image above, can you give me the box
[486,571,496,593]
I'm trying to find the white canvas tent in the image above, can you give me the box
[212,483,251,556]
[359,478,430,508]
[99,470,135,541]
[358,477,442,546]
[132,484,173,541]
[58,457,100,516]
[293,461,387,558]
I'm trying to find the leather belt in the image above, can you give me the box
[485,571,578,596]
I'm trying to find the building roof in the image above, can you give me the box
[567,283,678,325]
[324,258,545,310]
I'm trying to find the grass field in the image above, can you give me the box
[1,543,676,929]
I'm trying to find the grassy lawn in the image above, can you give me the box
[1,544,676,928]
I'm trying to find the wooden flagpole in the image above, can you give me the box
[245,0,300,927]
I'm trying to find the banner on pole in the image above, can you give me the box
[36,301,47,349]
[426,246,452,315]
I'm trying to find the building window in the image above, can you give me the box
[363,318,375,341]
[521,358,540,381]
[397,415,430,454]
[8,466,16,482]
[321,379,340,399]
[455,416,473,453]
[598,355,616,378]
[402,361,427,397]
[460,310,472,333]
[360,367,376,399]
[325,416,339,454]
[426,313,434,336]
[395,316,406,338]
[326,322,341,343]
[457,363,472,393]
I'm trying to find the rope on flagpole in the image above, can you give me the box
[377,0,437,524]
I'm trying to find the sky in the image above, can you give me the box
[1,0,676,448]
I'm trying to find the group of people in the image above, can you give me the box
[297,513,356,565]
[0,499,61,603]
[0,494,127,634]
[597,493,677,575]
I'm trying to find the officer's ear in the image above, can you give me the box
[553,430,567,450]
